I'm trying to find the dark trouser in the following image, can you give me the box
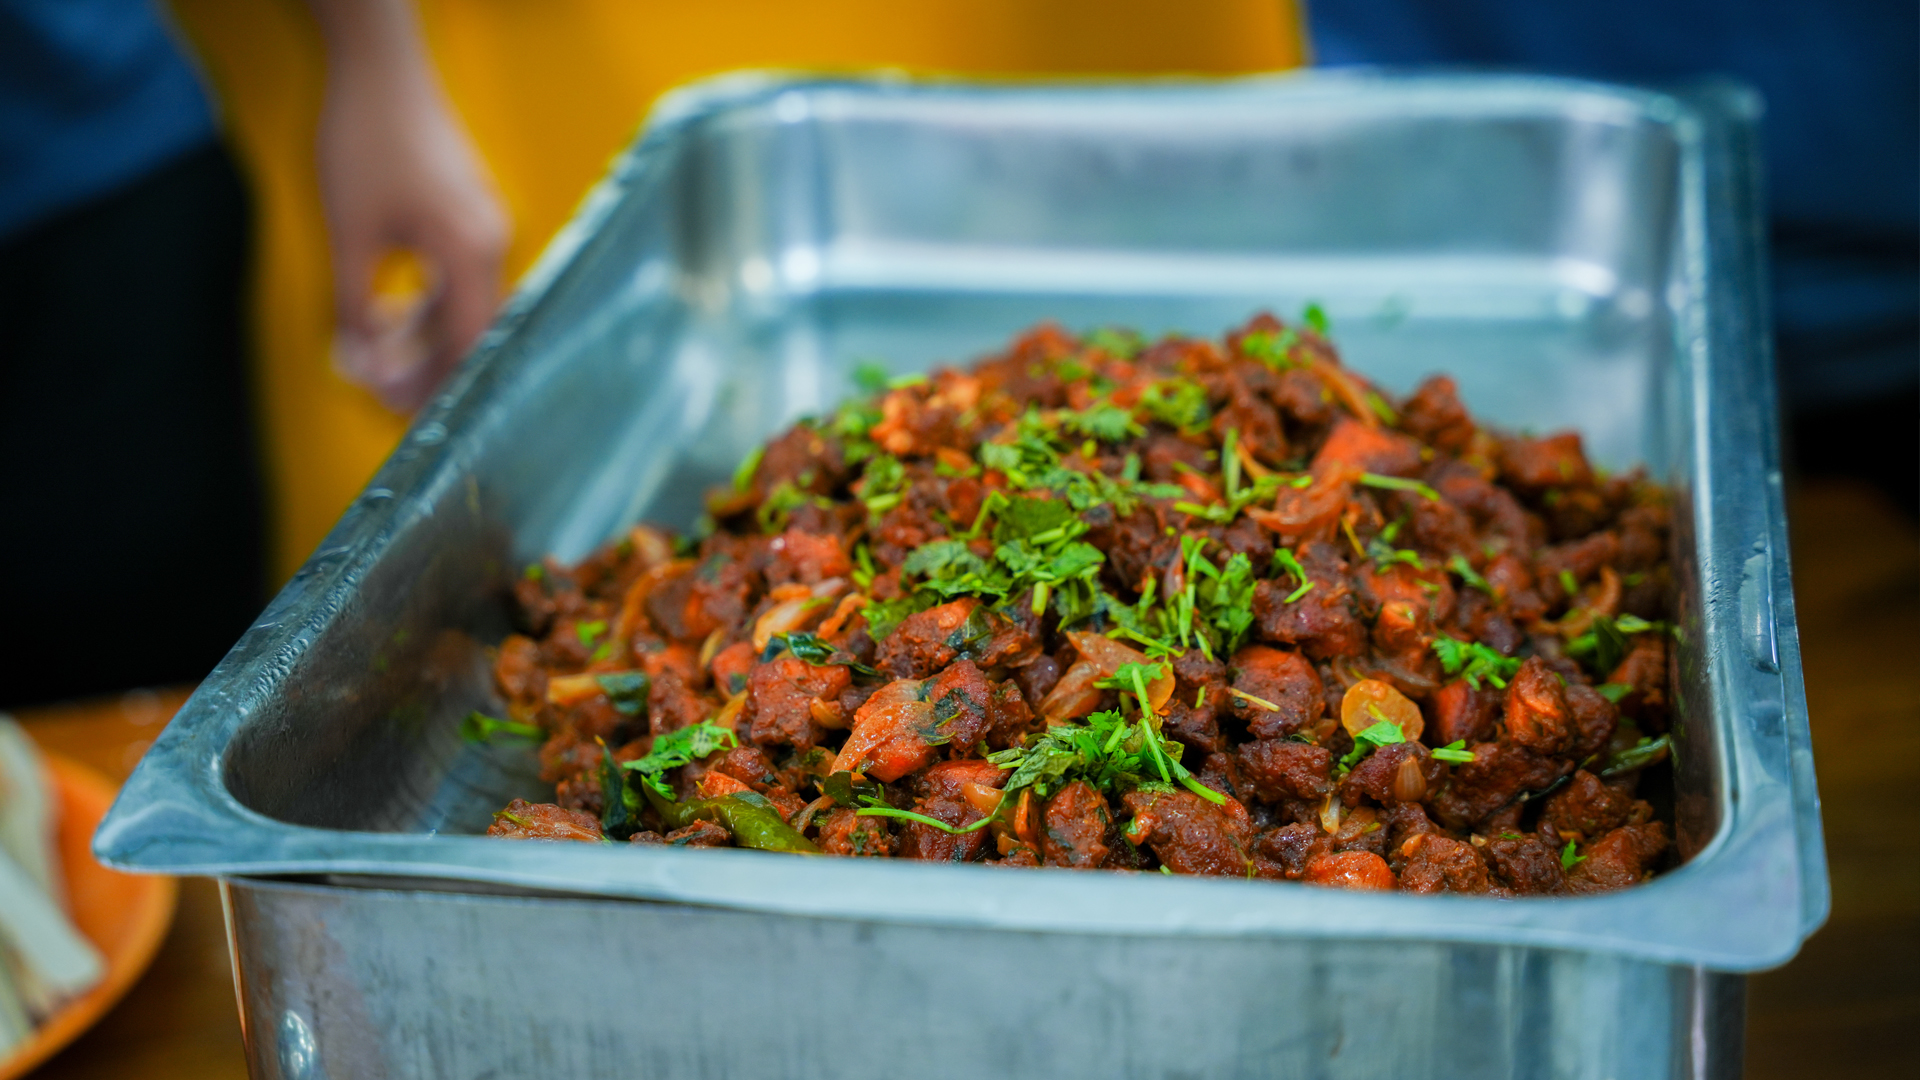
[0,141,266,707]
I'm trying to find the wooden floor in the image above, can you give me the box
[13,479,1918,1079]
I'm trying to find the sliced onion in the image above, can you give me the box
[1392,755,1429,802]
[753,594,826,651]
[814,594,868,640]
[546,673,605,707]
[1339,679,1424,742]
[625,525,676,570]
[961,781,1006,816]
[1319,793,1345,833]
[808,697,849,729]
[711,690,748,733]
[1040,632,1171,723]
[616,558,694,643]
[1308,356,1379,428]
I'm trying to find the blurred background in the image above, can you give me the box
[1,1,1912,1077]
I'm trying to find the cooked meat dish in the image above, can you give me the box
[480,313,1677,894]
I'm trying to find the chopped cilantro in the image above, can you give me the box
[1366,535,1424,569]
[1561,840,1587,871]
[1364,391,1399,426]
[1559,569,1579,597]
[1084,327,1143,360]
[621,721,739,799]
[1448,554,1495,596]
[1338,718,1406,773]
[731,445,765,491]
[861,595,919,642]
[757,480,831,532]
[1431,740,1475,764]
[1601,734,1670,777]
[1240,328,1299,370]
[1596,682,1633,703]
[852,361,891,393]
[1566,613,1665,676]
[460,711,543,743]
[859,454,908,514]
[1065,401,1143,443]
[1432,635,1523,690]
[1096,661,1169,720]
[594,672,650,717]
[574,620,607,649]
[769,631,882,678]
[1358,473,1441,502]
[856,804,998,833]
[987,707,1223,805]
[1303,301,1330,335]
[1139,378,1211,434]
[1272,547,1315,603]
[522,562,545,582]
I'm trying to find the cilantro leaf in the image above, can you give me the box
[731,445,765,492]
[991,495,1080,545]
[1138,378,1211,434]
[1302,301,1330,335]
[987,707,1222,805]
[1431,635,1523,690]
[1096,661,1169,719]
[1357,473,1441,502]
[861,595,921,643]
[599,739,642,839]
[594,672,651,717]
[1447,554,1495,596]
[1240,328,1299,370]
[1564,613,1664,676]
[461,711,544,744]
[770,631,882,679]
[621,721,740,799]
[1064,401,1143,443]
[1272,547,1316,604]
[1338,718,1406,773]
[1600,734,1670,777]
[1084,327,1144,360]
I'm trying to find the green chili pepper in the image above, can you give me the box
[643,787,820,854]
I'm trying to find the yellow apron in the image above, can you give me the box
[168,0,1306,581]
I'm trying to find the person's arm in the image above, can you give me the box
[309,0,509,412]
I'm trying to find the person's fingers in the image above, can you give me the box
[420,199,509,392]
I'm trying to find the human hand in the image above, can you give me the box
[312,0,508,413]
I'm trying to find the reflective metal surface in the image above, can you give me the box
[99,71,1817,1077]
[225,877,1745,1080]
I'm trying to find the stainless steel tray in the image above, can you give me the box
[99,72,1822,1079]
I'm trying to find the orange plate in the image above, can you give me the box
[0,750,179,1080]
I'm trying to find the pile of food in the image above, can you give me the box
[478,313,1676,894]
[0,719,104,1053]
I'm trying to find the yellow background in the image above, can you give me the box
[167,0,1306,582]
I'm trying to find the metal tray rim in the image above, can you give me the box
[94,70,1825,972]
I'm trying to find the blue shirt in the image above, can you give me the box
[1309,0,1919,404]
[0,0,217,240]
